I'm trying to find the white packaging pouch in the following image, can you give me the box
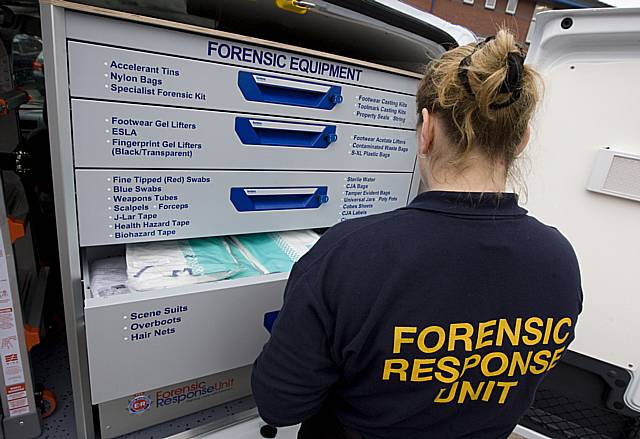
[126,237,240,291]
[90,256,130,298]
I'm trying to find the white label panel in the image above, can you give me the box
[0,232,29,417]
[75,170,413,246]
[65,11,418,94]
[71,99,417,172]
[97,367,253,438]
[67,42,417,129]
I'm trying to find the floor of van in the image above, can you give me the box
[31,333,77,438]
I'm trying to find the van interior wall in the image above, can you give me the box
[188,0,440,73]
[61,0,443,73]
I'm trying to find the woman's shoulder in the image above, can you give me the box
[315,208,425,251]
[524,215,577,250]
[521,215,582,275]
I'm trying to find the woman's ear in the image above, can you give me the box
[516,125,531,156]
[419,108,434,156]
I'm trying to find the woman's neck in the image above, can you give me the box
[422,154,508,193]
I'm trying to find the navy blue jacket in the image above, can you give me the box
[252,191,583,439]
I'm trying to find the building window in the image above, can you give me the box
[506,0,518,14]
[463,0,474,4]
[525,20,536,44]
[485,0,496,9]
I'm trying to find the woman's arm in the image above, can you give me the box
[252,266,339,426]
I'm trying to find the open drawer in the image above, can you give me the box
[82,246,287,404]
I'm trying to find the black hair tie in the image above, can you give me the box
[456,36,493,98]
[457,54,474,96]
[492,52,525,109]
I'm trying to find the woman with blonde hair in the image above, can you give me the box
[252,29,583,439]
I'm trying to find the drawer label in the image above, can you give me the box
[355,95,409,125]
[108,58,206,101]
[340,175,400,221]
[125,306,189,342]
[105,173,213,241]
[207,41,364,82]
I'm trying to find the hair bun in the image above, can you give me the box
[414,26,541,174]
[456,34,526,110]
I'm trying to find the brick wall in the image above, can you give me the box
[402,0,537,42]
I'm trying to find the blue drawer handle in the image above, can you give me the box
[235,117,337,149]
[230,187,329,212]
[264,310,280,333]
[237,71,343,110]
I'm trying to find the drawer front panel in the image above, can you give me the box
[68,42,417,129]
[71,99,417,172]
[75,169,413,246]
[85,278,285,403]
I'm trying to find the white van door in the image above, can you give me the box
[515,6,640,439]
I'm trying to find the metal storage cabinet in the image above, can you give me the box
[42,3,640,439]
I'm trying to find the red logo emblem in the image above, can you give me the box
[128,395,151,414]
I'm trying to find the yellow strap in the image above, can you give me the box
[275,0,309,14]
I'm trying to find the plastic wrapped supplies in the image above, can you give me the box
[230,230,321,275]
[126,237,241,292]
[89,256,130,298]
[88,230,320,297]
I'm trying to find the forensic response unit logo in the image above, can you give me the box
[128,394,152,415]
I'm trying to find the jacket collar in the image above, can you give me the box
[403,191,527,217]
